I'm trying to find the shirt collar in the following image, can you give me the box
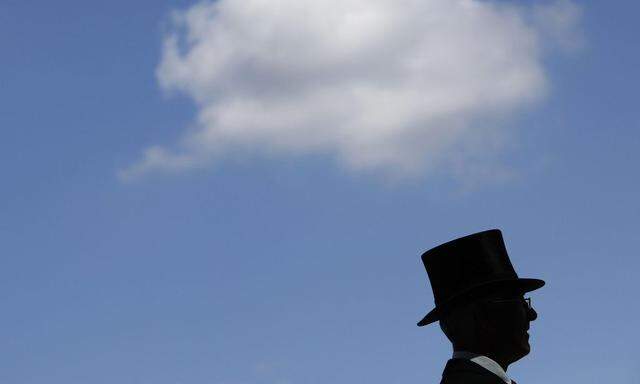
[452,351,511,384]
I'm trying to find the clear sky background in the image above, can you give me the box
[1,1,639,383]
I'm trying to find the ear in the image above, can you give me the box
[473,302,498,336]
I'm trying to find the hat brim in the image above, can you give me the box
[417,277,545,327]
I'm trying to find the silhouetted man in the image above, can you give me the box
[417,229,544,384]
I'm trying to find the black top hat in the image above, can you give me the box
[417,229,544,326]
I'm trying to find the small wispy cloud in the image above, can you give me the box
[119,0,582,181]
[532,0,584,52]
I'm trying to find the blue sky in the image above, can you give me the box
[1,1,639,383]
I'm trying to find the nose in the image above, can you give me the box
[527,306,538,321]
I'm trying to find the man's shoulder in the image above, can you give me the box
[440,358,506,384]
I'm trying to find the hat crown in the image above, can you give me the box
[422,229,518,306]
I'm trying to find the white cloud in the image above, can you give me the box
[119,0,582,181]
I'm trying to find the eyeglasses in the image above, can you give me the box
[486,297,533,310]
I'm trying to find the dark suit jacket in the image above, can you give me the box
[440,358,512,384]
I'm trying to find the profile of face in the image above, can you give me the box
[477,290,538,366]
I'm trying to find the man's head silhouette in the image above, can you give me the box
[417,229,544,383]
[439,289,538,369]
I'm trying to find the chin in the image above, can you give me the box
[506,337,531,364]
[514,340,531,361]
